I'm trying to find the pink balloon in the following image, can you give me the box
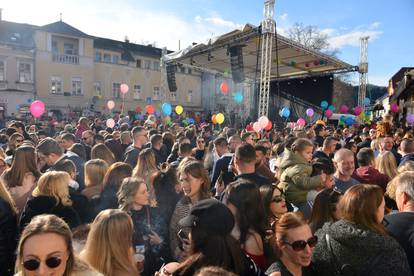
[390,103,399,113]
[353,106,362,116]
[30,100,45,118]
[258,116,269,129]
[325,109,333,118]
[120,84,129,94]
[253,122,262,132]
[107,100,115,110]
[339,105,349,113]
[297,118,306,126]
[106,118,115,128]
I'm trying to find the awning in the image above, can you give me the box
[165,24,356,81]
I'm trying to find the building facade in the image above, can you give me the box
[0,18,203,117]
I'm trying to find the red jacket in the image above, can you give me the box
[352,166,389,192]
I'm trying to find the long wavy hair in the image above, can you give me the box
[102,162,132,190]
[0,179,16,214]
[3,145,41,188]
[339,184,386,235]
[15,214,75,276]
[84,159,108,188]
[133,148,158,178]
[82,209,138,276]
[225,180,266,244]
[117,177,146,212]
[376,151,398,179]
[91,144,116,166]
[33,171,72,206]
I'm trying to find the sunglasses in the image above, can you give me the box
[284,236,318,251]
[23,256,62,271]
[271,195,285,203]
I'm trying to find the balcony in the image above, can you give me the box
[52,53,79,64]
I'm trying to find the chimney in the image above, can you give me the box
[0,8,2,21]
[124,35,129,43]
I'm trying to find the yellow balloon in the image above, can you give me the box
[216,113,225,124]
[175,105,183,115]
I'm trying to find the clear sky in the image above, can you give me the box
[2,0,413,86]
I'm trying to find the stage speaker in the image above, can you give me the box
[229,45,245,83]
[166,63,177,92]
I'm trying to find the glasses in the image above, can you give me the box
[271,195,285,203]
[284,236,318,251]
[23,256,62,271]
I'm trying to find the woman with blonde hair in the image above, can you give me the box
[90,144,115,166]
[0,179,18,276]
[15,214,101,276]
[81,209,138,276]
[376,151,398,179]
[20,171,80,230]
[81,159,108,200]
[118,177,168,275]
[312,184,411,275]
[169,160,211,261]
[2,145,41,214]
[133,148,159,202]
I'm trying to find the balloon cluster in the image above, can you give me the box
[212,113,225,125]
[253,116,272,132]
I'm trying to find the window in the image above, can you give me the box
[133,85,141,100]
[0,60,5,81]
[95,51,102,62]
[144,60,151,70]
[187,90,193,103]
[50,76,62,94]
[64,43,74,55]
[187,68,192,74]
[71,78,83,95]
[18,62,32,83]
[136,59,141,68]
[153,61,160,71]
[52,41,58,54]
[94,82,102,96]
[180,66,186,73]
[104,53,111,63]
[153,87,160,100]
[112,55,119,64]
[170,92,177,102]
[112,83,120,98]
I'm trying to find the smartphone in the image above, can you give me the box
[177,229,188,241]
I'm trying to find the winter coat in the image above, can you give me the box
[312,219,412,276]
[277,149,323,205]
[0,198,18,276]
[20,195,81,230]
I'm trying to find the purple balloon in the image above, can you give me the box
[407,114,414,124]
[306,108,314,117]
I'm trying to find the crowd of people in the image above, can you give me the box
[0,113,413,276]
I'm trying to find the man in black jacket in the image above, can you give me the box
[384,171,414,273]
[124,126,148,168]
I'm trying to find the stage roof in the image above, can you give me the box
[165,24,357,81]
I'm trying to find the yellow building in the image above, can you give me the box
[0,18,202,117]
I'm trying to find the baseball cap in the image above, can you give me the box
[179,199,234,236]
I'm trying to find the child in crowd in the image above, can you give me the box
[278,138,326,218]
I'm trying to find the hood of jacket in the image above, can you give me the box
[279,148,310,170]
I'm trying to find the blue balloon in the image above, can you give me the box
[187,118,195,124]
[27,98,33,103]
[328,105,336,111]
[320,100,329,109]
[234,92,243,103]
[162,103,172,116]
[345,117,354,126]
[154,111,160,117]
[340,115,346,122]
[281,107,290,118]
[364,97,371,105]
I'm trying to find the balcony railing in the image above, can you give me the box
[52,53,79,64]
